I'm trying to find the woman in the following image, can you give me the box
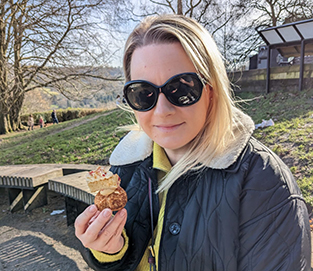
[39,115,44,128]
[51,109,59,124]
[75,15,311,271]
[28,114,34,130]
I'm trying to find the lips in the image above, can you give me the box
[154,123,183,132]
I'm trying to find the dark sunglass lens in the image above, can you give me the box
[125,83,156,111]
[164,74,202,106]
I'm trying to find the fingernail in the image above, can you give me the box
[119,209,126,217]
[89,205,96,212]
[102,209,111,217]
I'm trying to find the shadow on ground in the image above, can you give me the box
[0,236,81,271]
[0,188,93,271]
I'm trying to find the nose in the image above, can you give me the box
[153,91,175,116]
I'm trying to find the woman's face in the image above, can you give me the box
[130,42,211,164]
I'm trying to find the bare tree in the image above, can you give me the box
[122,0,261,69]
[125,0,313,69]
[131,0,224,29]
[0,0,125,134]
[125,0,249,67]
[245,0,313,27]
[225,0,313,69]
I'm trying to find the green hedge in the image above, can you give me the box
[21,108,105,125]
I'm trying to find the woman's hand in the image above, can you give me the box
[75,205,127,254]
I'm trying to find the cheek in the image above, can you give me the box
[134,112,149,129]
[194,90,211,129]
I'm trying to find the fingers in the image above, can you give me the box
[75,205,98,236]
[74,206,128,253]
[99,209,127,239]
[84,208,113,238]
[112,209,127,237]
[98,208,128,253]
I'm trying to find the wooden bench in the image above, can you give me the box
[48,166,110,225]
[0,164,101,225]
[0,165,63,212]
[48,171,98,226]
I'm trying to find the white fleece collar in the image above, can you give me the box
[109,130,153,166]
[109,108,255,169]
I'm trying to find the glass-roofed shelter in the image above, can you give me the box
[257,18,313,93]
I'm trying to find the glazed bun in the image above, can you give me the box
[94,186,127,211]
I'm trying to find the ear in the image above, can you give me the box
[204,84,213,101]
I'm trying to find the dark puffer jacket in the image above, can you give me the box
[80,110,311,271]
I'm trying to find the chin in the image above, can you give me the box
[157,141,187,151]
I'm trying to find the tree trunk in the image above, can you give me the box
[0,90,25,134]
[0,111,12,134]
[177,0,183,14]
[0,102,25,134]
[9,91,25,131]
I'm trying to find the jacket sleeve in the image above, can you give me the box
[90,229,129,263]
[238,143,311,271]
[79,245,131,271]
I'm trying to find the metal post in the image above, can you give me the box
[266,45,271,94]
[299,40,305,91]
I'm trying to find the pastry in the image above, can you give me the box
[86,166,127,211]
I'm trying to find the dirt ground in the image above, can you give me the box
[0,188,93,271]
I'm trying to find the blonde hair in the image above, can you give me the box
[123,14,235,192]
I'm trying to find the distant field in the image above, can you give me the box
[1,89,313,207]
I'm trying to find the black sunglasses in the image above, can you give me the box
[123,72,204,112]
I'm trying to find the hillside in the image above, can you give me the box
[1,89,313,207]
[21,66,124,115]
[0,109,133,166]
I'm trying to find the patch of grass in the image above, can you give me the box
[0,109,133,165]
[236,89,313,123]
[298,177,313,207]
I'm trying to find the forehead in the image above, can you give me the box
[130,42,196,84]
